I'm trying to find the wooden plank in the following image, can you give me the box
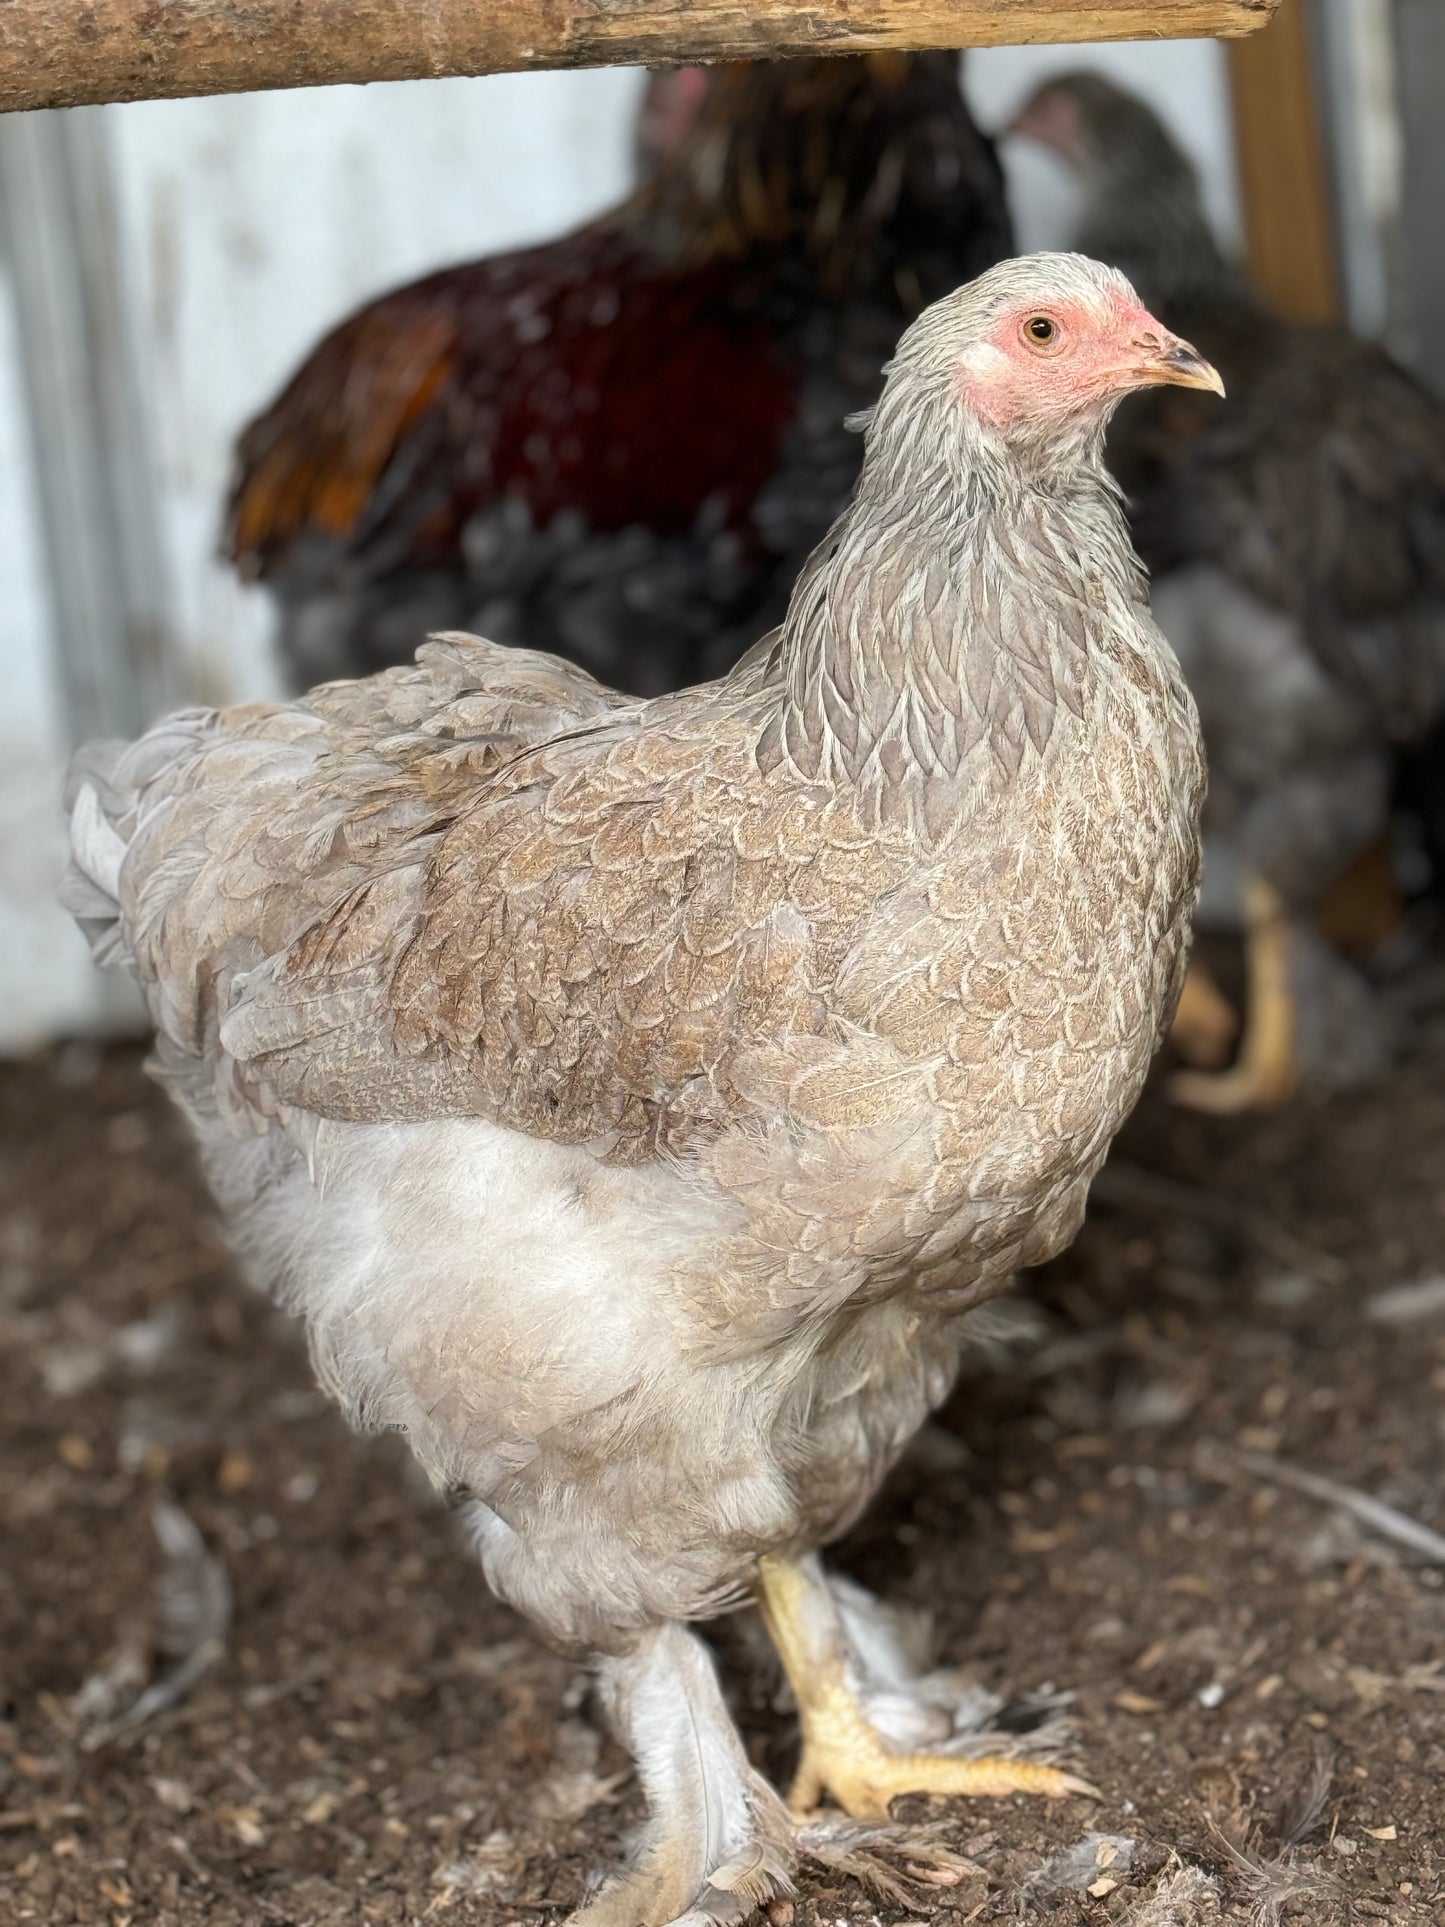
[1227,0,1340,324]
[1,0,1279,117]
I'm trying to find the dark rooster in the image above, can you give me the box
[1014,71,1445,1110]
[228,55,1012,696]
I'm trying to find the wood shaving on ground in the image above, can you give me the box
[1234,1450,1445,1565]
[1365,1274,1445,1324]
[76,1501,231,1750]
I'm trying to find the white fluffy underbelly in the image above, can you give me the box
[224,1113,721,1480]
[198,1107,964,1649]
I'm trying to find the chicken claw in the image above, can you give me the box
[755,1554,1098,1818]
[788,1694,1095,1817]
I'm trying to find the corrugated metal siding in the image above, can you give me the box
[0,257,134,1041]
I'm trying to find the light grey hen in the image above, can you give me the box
[1015,72,1445,1110]
[65,255,1210,1924]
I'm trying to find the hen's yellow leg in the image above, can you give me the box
[754,1554,1095,1818]
[1169,876,1297,1114]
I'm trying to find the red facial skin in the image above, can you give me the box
[956,293,1213,431]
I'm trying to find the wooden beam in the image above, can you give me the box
[2,0,1279,117]
[1227,0,1340,324]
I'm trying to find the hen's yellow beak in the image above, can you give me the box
[1132,330,1225,397]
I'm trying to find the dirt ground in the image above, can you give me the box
[2,1026,1443,1927]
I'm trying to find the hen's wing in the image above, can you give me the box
[218,702,898,1161]
[1115,310,1445,738]
[93,633,912,1169]
[88,634,627,1050]
[227,224,799,588]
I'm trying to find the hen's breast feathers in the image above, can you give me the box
[228,225,801,583]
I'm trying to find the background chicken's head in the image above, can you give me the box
[644,53,1011,300]
[1010,71,1191,190]
[1008,74,1226,313]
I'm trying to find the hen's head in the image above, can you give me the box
[866,253,1222,481]
[635,66,714,179]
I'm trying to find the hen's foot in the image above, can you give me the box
[1169,877,1296,1113]
[789,1688,1092,1818]
[576,1623,792,1927]
[755,1554,1096,1820]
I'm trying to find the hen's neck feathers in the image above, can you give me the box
[756,409,1148,835]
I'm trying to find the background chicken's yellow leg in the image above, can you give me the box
[1169,960,1240,1068]
[755,1554,1095,1817]
[1170,876,1296,1113]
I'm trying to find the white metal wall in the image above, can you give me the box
[0,261,114,1041]
[106,67,647,710]
[0,44,1239,1051]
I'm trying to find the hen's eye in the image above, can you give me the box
[1023,315,1059,347]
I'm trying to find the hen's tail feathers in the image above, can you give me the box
[60,711,216,972]
[61,741,133,969]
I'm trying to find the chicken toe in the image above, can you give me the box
[755,1554,1097,1819]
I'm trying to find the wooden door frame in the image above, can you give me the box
[1227,0,1342,323]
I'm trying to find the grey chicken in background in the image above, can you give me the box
[228,54,1012,698]
[68,256,1213,1924]
[1014,71,1445,1111]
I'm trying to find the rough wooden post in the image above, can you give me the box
[1,0,1280,117]
[1227,0,1340,324]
